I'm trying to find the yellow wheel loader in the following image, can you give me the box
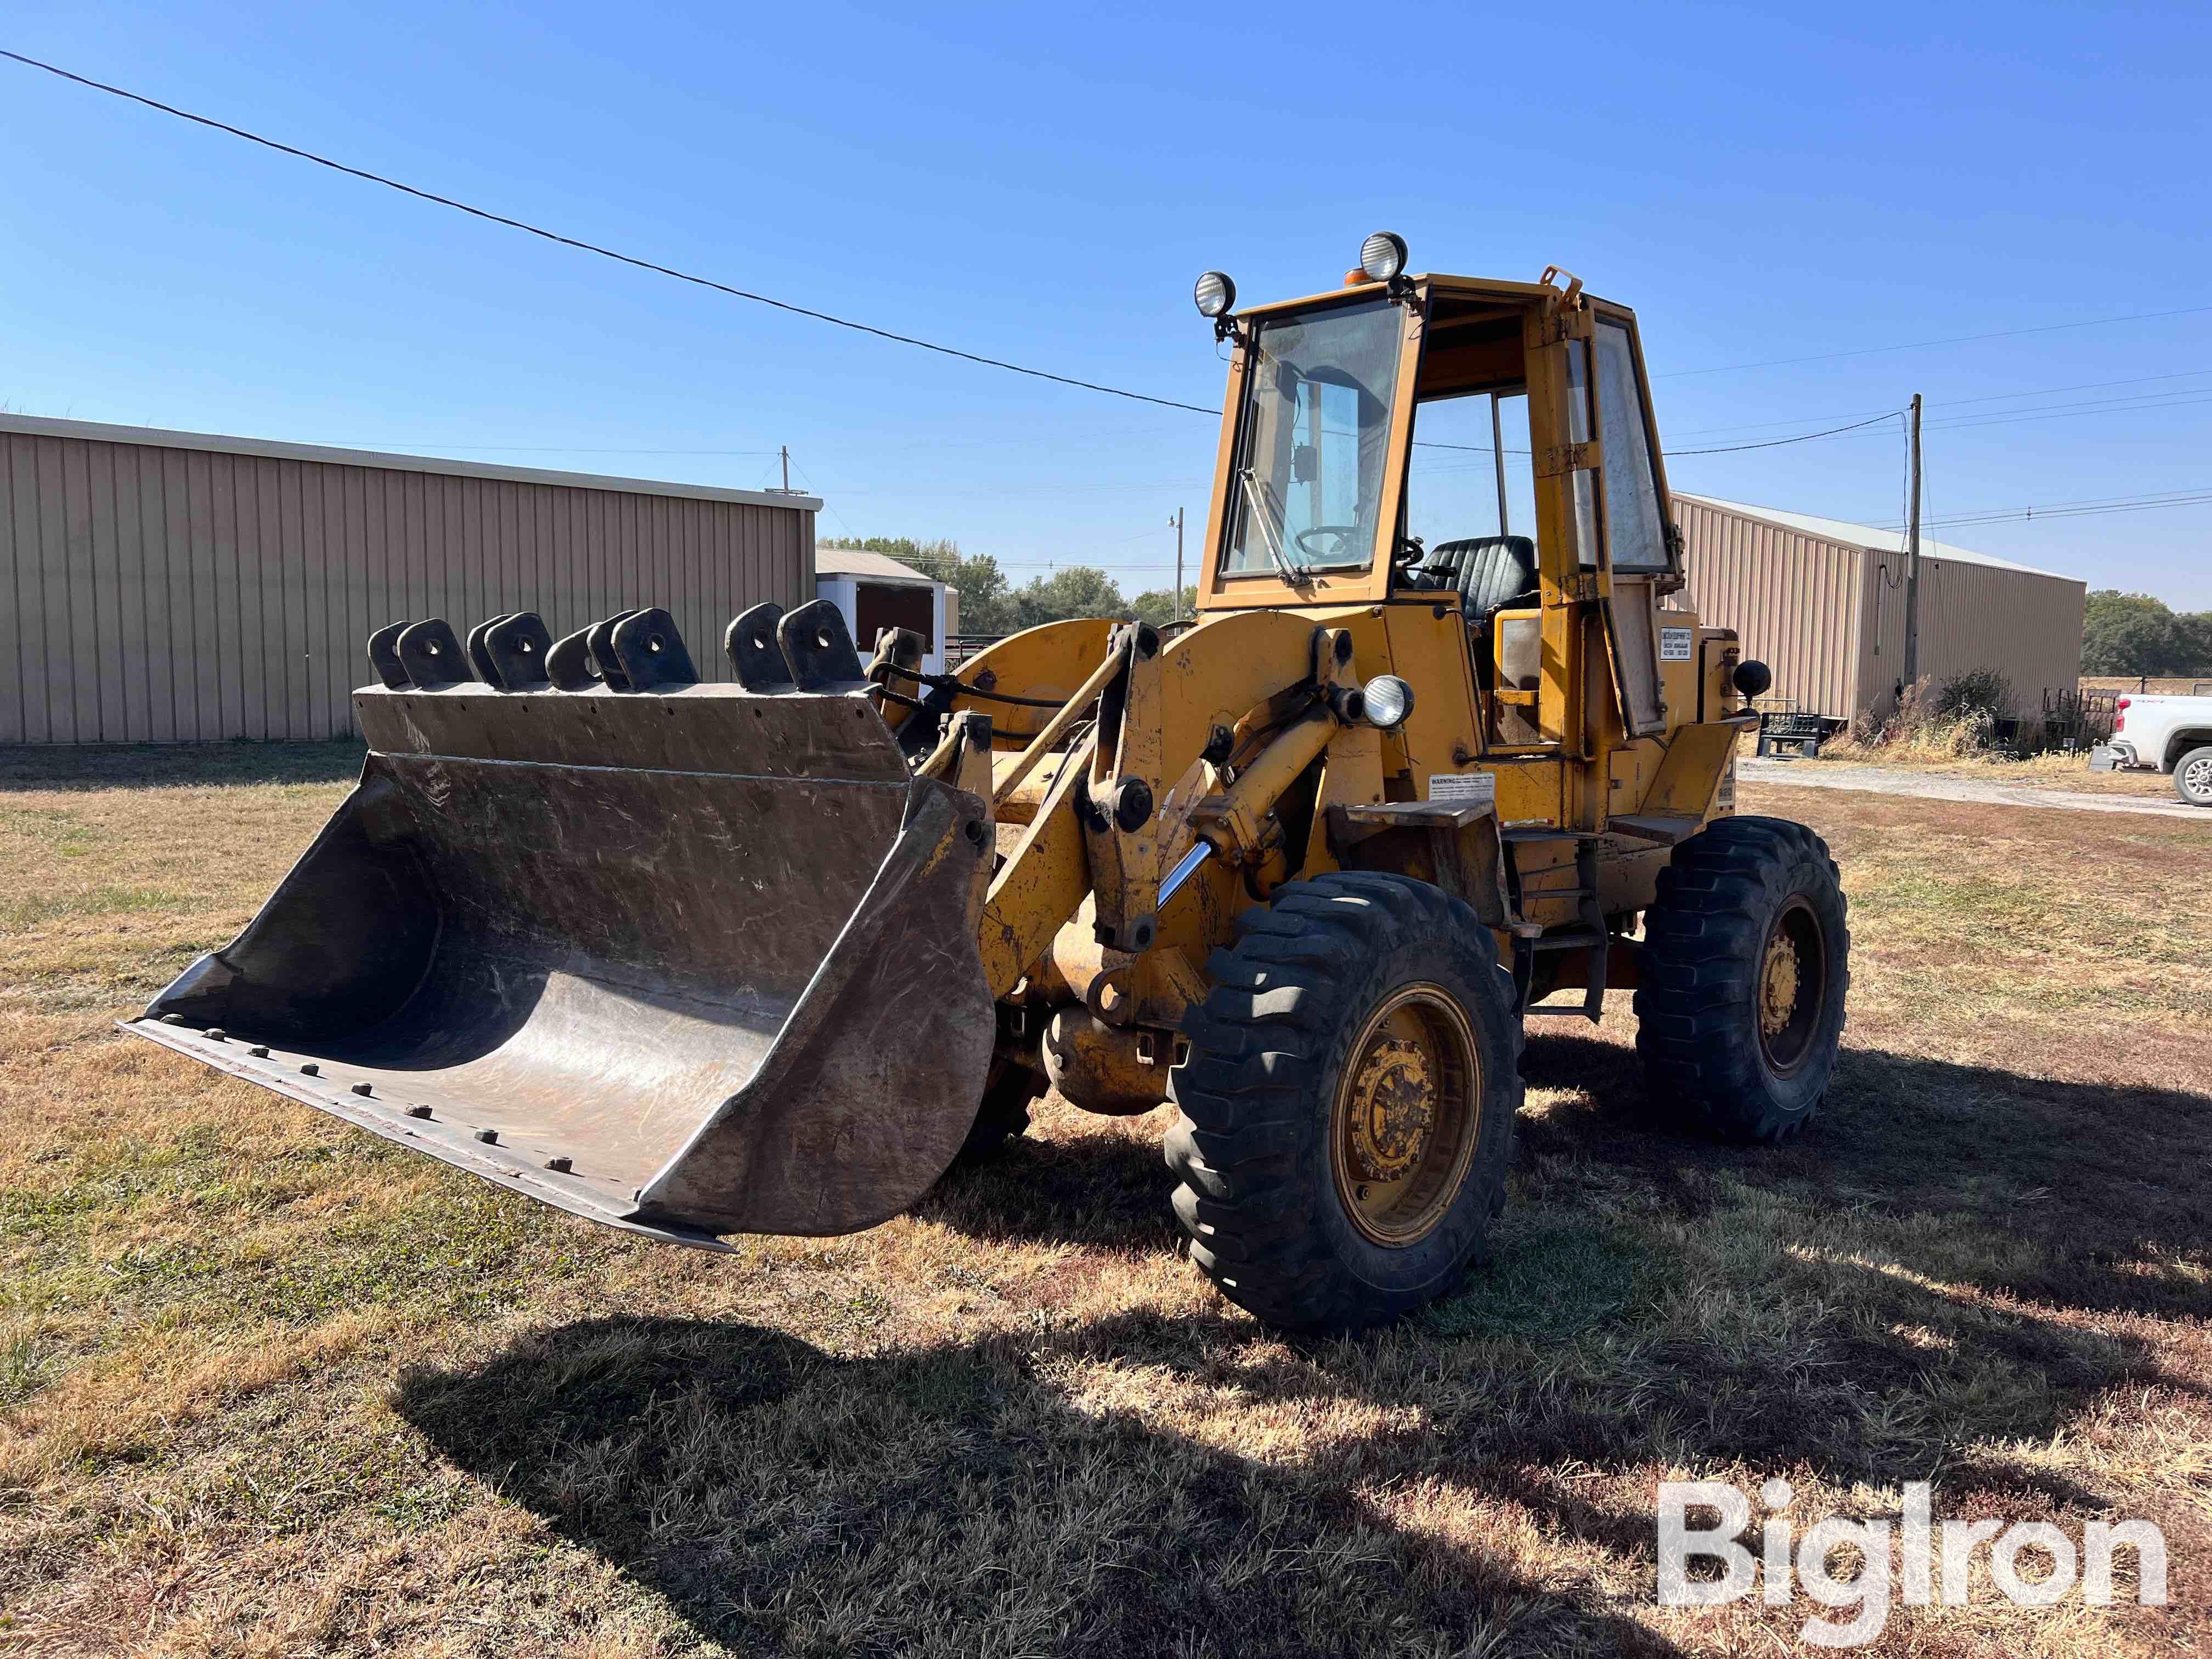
[128,235,1849,1331]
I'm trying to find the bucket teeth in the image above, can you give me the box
[465,614,517,685]
[480,612,556,690]
[545,623,600,690]
[778,597,867,690]
[585,610,643,691]
[366,621,412,688]
[609,607,697,689]
[545,610,642,691]
[725,603,795,691]
[396,619,471,688]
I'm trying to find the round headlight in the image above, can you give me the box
[1361,674,1414,731]
[1193,270,1236,319]
[1359,231,1408,283]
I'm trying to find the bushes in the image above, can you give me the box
[1928,668,2014,723]
[1836,670,2017,759]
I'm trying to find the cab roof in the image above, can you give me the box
[1231,272,1628,322]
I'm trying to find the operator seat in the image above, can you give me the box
[1415,535,1539,618]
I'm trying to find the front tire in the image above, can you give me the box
[2175,746,2212,807]
[1165,873,1522,1332]
[1635,815,1849,1140]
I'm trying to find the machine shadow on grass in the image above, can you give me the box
[932,1028,2210,1324]
[1517,1028,2212,1323]
[395,1034,2205,1654]
[396,1311,1685,1658]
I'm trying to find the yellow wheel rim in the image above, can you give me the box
[1330,984,1482,1247]
[1756,895,1826,1074]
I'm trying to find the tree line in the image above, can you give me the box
[825,543,2212,680]
[2082,589,2212,677]
[821,537,1193,635]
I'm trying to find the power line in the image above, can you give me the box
[1653,306,2212,380]
[397,365,2204,462]
[1923,390,2212,433]
[1663,368,2212,439]
[0,48,1218,416]
[1668,410,1902,455]
[1875,486,2212,532]
[1666,389,2212,459]
[18,45,2212,432]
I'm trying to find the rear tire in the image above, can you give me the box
[2175,746,2212,807]
[1635,815,1849,1140]
[1165,873,1522,1332]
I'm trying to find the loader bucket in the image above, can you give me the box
[123,602,997,1246]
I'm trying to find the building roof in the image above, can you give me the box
[815,546,941,586]
[0,413,822,511]
[1674,493,2078,583]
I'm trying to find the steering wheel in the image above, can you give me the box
[1294,524,1360,560]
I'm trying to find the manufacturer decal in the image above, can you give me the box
[1659,626,1694,662]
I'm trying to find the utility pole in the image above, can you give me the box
[1171,507,1185,621]
[1901,393,1923,689]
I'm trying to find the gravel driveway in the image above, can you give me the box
[1737,758,2210,821]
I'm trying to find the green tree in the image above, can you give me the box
[1130,586,1197,628]
[2177,610,2212,675]
[1007,566,1132,629]
[2081,589,2205,675]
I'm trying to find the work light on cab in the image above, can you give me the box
[1359,230,1408,283]
[1193,270,1235,318]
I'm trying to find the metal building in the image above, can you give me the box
[2,413,818,744]
[1674,493,2086,721]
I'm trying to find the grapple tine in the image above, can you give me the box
[465,614,516,686]
[397,619,470,687]
[585,610,642,691]
[482,612,556,690]
[778,598,867,689]
[545,623,600,690]
[367,620,413,688]
[725,603,795,690]
[609,607,697,689]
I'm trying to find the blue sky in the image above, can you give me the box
[5,2,2209,604]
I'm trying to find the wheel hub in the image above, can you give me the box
[1760,932,1802,1036]
[1346,1037,1434,1182]
[2186,755,2212,797]
[1330,984,1483,1248]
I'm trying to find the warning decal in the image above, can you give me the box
[1429,772,1497,808]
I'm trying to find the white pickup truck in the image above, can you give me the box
[2103,693,2212,806]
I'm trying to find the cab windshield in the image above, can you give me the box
[1222,299,1402,577]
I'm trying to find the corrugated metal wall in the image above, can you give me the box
[3,425,814,743]
[1674,494,1866,716]
[1855,549,2086,716]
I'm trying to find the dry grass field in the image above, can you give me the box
[1,744,2207,1657]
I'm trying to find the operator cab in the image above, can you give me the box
[1192,235,1681,749]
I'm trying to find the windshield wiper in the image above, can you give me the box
[1235,467,1305,590]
